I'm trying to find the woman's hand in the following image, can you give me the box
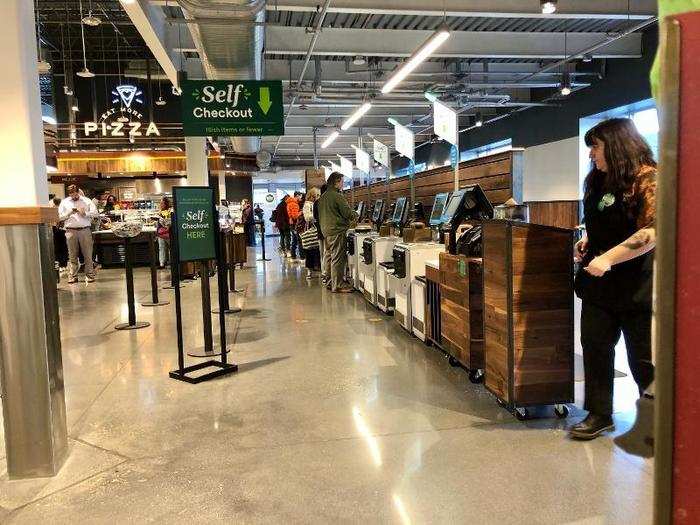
[584,255,612,277]
[574,237,588,263]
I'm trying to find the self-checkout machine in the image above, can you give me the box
[374,196,412,312]
[436,184,494,381]
[388,202,446,333]
[346,199,376,290]
[410,192,450,341]
[358,198,386,302]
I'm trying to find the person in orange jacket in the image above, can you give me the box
[286,191,302,259]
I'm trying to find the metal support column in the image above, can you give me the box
[0,0,68,479]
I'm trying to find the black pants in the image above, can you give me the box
[581,300,654,416]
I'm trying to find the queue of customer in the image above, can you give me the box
[274,172,357,293]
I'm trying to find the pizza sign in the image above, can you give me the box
[83,83,160,138]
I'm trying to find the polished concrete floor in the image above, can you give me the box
[0,242,652,524]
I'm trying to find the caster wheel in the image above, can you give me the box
[425,340,433,348]
[468,369,484,384]
[448,356,459,367]
[554,404,569,419]
[515,407,529,421]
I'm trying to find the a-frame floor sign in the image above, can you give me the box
[169,186,238,384]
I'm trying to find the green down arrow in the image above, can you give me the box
[258,87,272,115]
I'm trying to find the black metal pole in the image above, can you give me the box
[215,223,228,363]
[200,261,214,354]
[212,230,241,314]
[115,236,150,330]
[163,234,182,290]
[143,232,169,306]
[258,220,271,261]
[172,209,185,372]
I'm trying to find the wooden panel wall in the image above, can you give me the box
[526,200,581,229]
[345,151,517,211]
[56,151,222,175]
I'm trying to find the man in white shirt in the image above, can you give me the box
[58,184,98,283]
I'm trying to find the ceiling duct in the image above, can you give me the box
[177,0,265,154]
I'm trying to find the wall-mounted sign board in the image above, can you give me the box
[173,186,217,262]
[181,80,284,136]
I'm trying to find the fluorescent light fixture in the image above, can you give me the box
[541,0,557,14]
[475,112,483,127]
[381,25,451,94]
[341,102,372,131]
[424,91,439,103]
[387,117,401,127]
[321,131,339,149]
[560,72,572,96]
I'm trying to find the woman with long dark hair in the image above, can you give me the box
[570,117,657,440]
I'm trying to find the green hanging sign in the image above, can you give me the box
[173,186,216,262]
[180,80,285,136]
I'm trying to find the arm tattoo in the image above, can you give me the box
[622,228,654,250]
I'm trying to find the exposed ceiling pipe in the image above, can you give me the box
[272,0,332,160]
[176,0,265,15]
[177,0,265,154]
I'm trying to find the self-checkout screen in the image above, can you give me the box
[392,197,407,224]
[372,199,383,223]
[441,190,465,225]
[429,193,450,226]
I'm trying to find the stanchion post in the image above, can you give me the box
[212,230,241,314]
[115,236,150,330]
[200,261,214,354]
[258,220,271,261]
[143,231,169,306]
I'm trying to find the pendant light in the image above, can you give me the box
[76,0,95,78]
[560,73,572,96]
[155,80,166,106]
[82,0,101,26]
[541,0,557,14]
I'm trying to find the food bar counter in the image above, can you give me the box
[94,228,156,268]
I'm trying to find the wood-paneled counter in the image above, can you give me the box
[482,220,574,410]
[439,253,484,373]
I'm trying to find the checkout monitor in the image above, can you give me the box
[392,197,409,226]
[441,184,493,229]
[429,192,450,226]
[371,199,384,224]
[355,201,366,222]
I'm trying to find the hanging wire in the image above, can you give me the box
[78,0,89,72]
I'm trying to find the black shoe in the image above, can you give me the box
[569,414,615,440]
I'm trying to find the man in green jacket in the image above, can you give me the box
[318,172,357,293]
